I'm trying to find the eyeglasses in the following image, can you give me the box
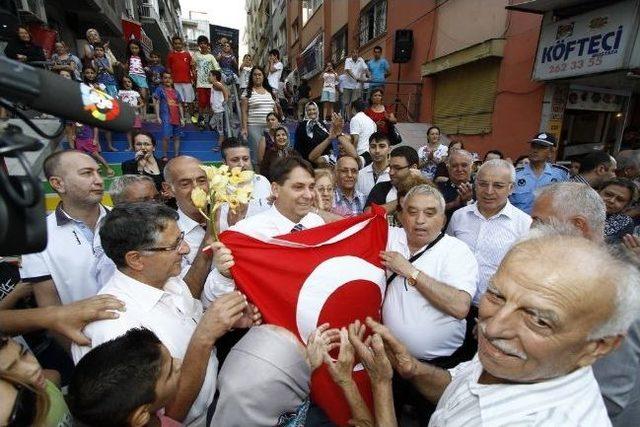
[389,165,410,172]
[7,385,37,427]
[142,232,185,253]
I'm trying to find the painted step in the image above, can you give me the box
[101,150,222,163]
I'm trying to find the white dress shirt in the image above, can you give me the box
[217,198,272,233]
[252,174,272,200]
[430,356,611,426]
[177,208,206,269]
[202,205,325,306]
[356,164,390,197]
[349,111,377,155]
[446,201,531,306]
[382,227,478,360]
[20,204,108,304]
[71,270,217,425]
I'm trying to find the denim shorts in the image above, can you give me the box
[129,74,148,89]
[162,122,183,139]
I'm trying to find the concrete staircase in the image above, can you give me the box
[95,122,223,164]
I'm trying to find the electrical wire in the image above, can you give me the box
[0,99,65,140]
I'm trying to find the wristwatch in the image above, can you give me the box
[406,268,420,287]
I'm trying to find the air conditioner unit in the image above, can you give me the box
[17,0,47,24]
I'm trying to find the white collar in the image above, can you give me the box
[469,201,516,221]
[108,270,182,313]
[177,208,203,234]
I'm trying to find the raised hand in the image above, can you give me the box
[365,317,416,379]
[306,323,341,371]
[324,327,356,386]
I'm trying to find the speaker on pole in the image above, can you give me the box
[393,29,413,63]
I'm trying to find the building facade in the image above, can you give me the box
[512,0,640,158]
[182,10,210,52]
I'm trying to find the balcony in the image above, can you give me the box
[138,2,171,55]
[17,0,47,23]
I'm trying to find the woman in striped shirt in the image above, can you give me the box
[241,66,279,170]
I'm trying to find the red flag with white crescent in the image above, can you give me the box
[219,205,388,426]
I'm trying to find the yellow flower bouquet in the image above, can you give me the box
[190,164,255,241]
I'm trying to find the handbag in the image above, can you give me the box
[389,123,403,146]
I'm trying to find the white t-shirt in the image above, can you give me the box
[382,227,478,360]
[239,66,252,89]
[343,57,368,90]
[210,88,225,113]
[118,89,140,108]
[267,61,283,90]
[349,111,377,155]
[322,72,338,93]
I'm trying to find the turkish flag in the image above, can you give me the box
[219,206,389,426]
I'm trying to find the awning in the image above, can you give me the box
[506,0,608,14]
[421,39,505,77]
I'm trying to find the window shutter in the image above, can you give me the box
[433,59,500,135]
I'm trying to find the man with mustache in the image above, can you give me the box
[333,155,366,217]
[367,232,638,425]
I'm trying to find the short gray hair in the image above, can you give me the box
[477,159,516,183]
[534,182,606,237]
[615,150,640,171]
[109,175,155,205]
[401,184,446,214]
[448,149,473,165]
[590,252,640,339]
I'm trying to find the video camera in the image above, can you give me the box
[0,56,134,255]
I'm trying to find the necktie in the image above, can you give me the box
[291,223,305,233]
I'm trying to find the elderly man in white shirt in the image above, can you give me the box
[72,203,254,426]
[447,159,532,306]
[364,232,637,426]
[380,184,477,419]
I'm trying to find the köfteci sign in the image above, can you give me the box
[533,0,640,80]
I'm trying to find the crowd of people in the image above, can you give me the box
[3,23,640,427]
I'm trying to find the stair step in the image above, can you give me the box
[101,151,222,163]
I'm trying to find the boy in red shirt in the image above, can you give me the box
[166,36,195,123]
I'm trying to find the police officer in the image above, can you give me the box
[510,132,569,214]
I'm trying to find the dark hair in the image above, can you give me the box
[220,137,250,160]
[266,112,279,123]
[274,126,288,136]
[390,145,419,168]
[484,149,504,161]
[449,140,464,150]
[600,178,638,206]
[15,25,31,42]
[126,39,147,67]
[427,126,441,135]
[270,157,314,185]
[43,150,92,179]
[132,130,156,147]
[351,99,366,113]
[92,41,105,50]
[100,202,179,267]
[196,35,209,45]
[67,329,164,427]
[579,151,614,174]
[373,45,382,52]
[245,66,274,99]
[514,155,529,166]
[171,35,183,43]
[210,69,222,81]
[269,49,280,59]
[150,51,160,57]
[369,131,390,146]
[120,75,136,90]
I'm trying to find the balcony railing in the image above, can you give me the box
[139,2,171,39]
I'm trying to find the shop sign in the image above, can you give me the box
[533,0,639,80]
[547,86,568,142]
[565,89,625,112]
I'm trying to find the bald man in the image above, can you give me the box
[21,150,107,307]
[367,234,639,425]
[162,156,214,298]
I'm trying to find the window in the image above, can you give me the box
[331,26,347,64]
[302,0,323,26]
[291,18,299,42]
[433,59,501,135]
[299,34,324,80]
[359,0,387,46]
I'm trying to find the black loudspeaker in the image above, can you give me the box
[393,29,413,63]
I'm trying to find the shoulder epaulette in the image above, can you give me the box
[551,163,570,173]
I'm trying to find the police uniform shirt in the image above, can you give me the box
[509,163,569,214]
